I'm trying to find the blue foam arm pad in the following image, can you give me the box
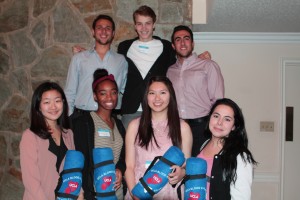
[93,147,117,200]
[184,157,207,200]
[57,150,84,200]
[132,146,185,199]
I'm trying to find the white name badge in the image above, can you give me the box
[138,45,149,53]
[98,128,110,137]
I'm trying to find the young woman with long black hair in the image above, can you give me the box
[197,98,257,200]
[125,76,193,199]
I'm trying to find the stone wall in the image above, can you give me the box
[0,0,191,198]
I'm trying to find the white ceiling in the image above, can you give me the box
[192,0,300,32]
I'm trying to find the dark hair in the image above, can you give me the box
[206,98,257,183]
[171,25,194,44]
[92,68,118,93]
[136,76,182,150]
[133,5,156,24]
[30,81,70,139]
[92,14,115,31]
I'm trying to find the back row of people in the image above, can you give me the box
[66,5,224,157]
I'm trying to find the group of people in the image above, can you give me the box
[20,5,257,200]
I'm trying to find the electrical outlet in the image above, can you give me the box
[260,121,274,132]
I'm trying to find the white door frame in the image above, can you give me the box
[280,58,300,200]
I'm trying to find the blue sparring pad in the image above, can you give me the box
[56,150,84,200]
[132,146,185,199]
[184,157,207,200]
[93,147,117,200]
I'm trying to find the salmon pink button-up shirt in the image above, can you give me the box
[167,53,224,119]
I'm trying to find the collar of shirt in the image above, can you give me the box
[89,46,112,61]
[175,52,198,68]
[88,44,96,53]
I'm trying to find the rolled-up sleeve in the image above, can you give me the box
[65,55,79,115]
[207,61,224,104]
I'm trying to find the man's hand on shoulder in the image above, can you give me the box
[198,51,211,60]
[72,45,86,54]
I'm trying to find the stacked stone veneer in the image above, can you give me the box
[0,0,191,198]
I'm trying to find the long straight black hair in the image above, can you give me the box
[30,81,70,139]
[136,76,182,150]
[206,98,257,183]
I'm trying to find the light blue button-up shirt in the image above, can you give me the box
[65,47,128,115]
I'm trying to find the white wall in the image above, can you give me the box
[193,32,300,200]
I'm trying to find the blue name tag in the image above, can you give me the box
[138,45,149,49]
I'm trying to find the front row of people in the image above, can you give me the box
[20,72,256,200]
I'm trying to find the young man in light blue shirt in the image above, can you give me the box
[65,15,128,115]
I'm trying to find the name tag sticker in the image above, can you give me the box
[138,45,149,53]
[98,128,110,137]
[138,45,149,49]
[145,160,151,169]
